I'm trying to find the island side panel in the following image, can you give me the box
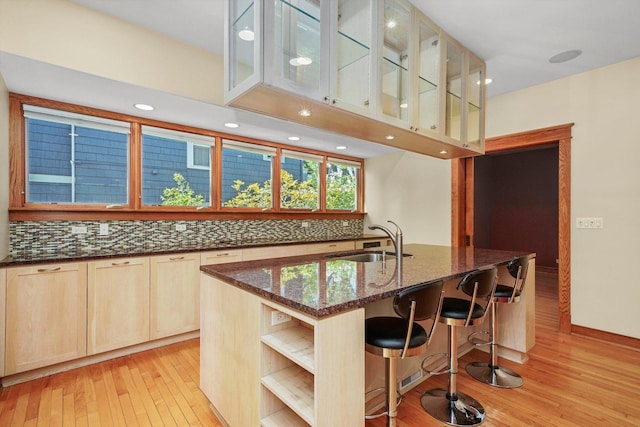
[496,257,536,361]
[314,308,365,427]
[200,274,262,427]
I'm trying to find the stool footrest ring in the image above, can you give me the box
[421,352,450,376]
[467,330,493,346]
[364,387,402,419]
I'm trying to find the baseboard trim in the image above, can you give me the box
[1,331,200,387]
[571,325,640,350]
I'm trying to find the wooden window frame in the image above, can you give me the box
[9,93,365,221]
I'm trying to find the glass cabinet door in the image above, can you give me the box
[445,37,464,142]
[417,17,440,134]
[268,0,323,97]
[331,0,374,115]
[381,0,411,124]
[227,0,258,94]
[467,53,485,150]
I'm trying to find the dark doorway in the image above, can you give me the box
[473,146,559,268]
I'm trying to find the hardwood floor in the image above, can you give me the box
[0,340,222,426]
[0,268,638,426]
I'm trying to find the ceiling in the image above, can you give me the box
[2,0,640,158]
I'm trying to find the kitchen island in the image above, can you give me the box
[200,244,535,427]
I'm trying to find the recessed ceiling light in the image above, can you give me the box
[238,28,255,41]
[549,49,582,64]
[134,103,154,111]
[336,146,347,150]
[386,20,397,29]
[399,103,408,109]
[385,135,395,140]
[288,136,300,141]
[439,150,448,154]
[477,78,493,85]
[298,109,312,117]
[289,56,313,66]
[224,122,239,128]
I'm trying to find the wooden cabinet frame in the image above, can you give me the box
[451,123,573,332]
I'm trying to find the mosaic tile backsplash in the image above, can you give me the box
[9,219,364,259]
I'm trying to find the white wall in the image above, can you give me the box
[0,72,8,257]
[364,152,451,245]
[0,0,224,104]
[487,56,640,339]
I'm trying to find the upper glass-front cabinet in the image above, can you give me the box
[225,0,486,158]
[329,0,376,116]
[381,0,411,125]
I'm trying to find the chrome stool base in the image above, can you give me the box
[421,388,485,426]
[466,361,523,388]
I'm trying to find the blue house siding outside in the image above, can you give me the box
[142,135,211,205]
[27,119,128,204]
[27,119,305,206]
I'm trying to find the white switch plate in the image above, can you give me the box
[71,226,87,234]
[301,221,309,228]
[99,223,109,235]
[576,217,603,229]
[176,224,187,231]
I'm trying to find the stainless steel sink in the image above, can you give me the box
[326,250,412,263]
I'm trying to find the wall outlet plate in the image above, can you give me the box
[176,224,187,231]
[99,223,109,235]
[71,226,87,234]
[271,310,292,326]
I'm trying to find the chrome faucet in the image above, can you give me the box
[368,220,403,258]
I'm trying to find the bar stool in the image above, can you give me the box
[421,267,497,426]
[466,255,531,388]
[365,281,444,426]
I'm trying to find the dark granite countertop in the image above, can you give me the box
[0,234,387,267]
[200,244,534,318]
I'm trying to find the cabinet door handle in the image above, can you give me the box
[216,253,230,257]
[169,256,185,261]
[329,244,337,247]
[111,261,131,266]
[37,267,61,273]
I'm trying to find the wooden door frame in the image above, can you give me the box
[451,123,574,333]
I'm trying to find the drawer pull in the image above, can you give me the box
[216,253,230,257]
[111,261,131,266]
[37,267,61,273]
[329,244,337,247]
[169,256,185,261]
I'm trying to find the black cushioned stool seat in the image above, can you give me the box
[466,255,532,389]
[421,267,497,426]
[365,281,444,427]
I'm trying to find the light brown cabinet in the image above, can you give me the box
[150,253,200,340]
[5,263,87,375]
[87,258,150,355]
[200,249,243,265]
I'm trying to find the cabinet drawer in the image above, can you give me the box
[200,249,243,265]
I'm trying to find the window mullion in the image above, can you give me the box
[131,122,142,209]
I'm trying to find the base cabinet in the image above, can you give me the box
[5,263,87,375]
[150,253,200,340]
[87,258,150,355]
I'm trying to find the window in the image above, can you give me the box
[142,126,213,207]
[280,150,321,210]
[12,95,364,218]
[24,105,130,205]
[221,139,276,209]
[326,158,360,211]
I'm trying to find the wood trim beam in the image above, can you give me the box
[452,122,574,333]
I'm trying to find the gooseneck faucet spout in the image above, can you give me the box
[368,220,403,284]
[368,220,403,258]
